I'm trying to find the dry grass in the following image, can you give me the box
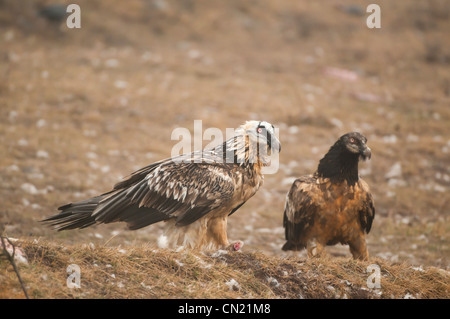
[1,239,448,299]
[0,0,449,298]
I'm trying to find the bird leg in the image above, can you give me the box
[349,237,369,260]
[306,238,325,258]
[207,216,232,249]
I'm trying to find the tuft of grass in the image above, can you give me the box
[0,239,448,299]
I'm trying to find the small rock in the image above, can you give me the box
[104,59,119,68]
[17,139,28,146]
[36,150,49,159]
[225,279,240,291]
[267,277,280,287]
[114,80,128,89]
[5,165,19,172]
[324,67,358,82]
[288,126,299,134]
[36,119,46,128]
[21,183,40,195]
[383,135,398,144]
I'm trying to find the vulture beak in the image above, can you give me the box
[268,135,281,153]
[361,146,372,160]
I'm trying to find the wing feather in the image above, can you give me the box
[358,180,375,233]
[90,158,236,229]
[42,139,252,232]
[282,175,320,251]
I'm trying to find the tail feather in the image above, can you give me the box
[42,192,170,231]
[42,196,104,231]
[281,241,304,251]
[92,191,129,222]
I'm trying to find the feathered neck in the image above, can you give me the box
[210,133,266,169]
[317,140,360,185]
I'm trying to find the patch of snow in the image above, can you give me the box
[225,278,240,291]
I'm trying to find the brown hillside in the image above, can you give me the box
[1,239,448,299]
[0,0,449,299]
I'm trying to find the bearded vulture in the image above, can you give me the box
[282,132,375,260]
[43,121,281,251]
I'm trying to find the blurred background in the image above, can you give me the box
[0,0,448,267]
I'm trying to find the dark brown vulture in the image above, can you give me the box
[282,132,375,260]
[42,121,281,251]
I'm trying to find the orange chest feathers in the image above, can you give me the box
[311,180,367,228]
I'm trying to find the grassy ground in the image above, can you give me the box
[0,0,449,298]
[1,239,448,299]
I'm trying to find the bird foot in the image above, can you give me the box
[228,240,244,251]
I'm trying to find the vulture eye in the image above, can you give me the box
[257,127,263,134]
[349,137,356,144]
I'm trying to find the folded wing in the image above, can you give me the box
[43,157,236,231]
